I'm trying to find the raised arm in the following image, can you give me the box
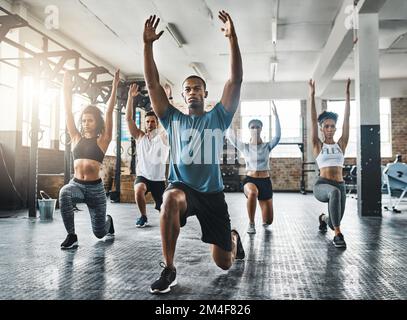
[309,79,322,155]
[338,78,351,152]
[143,15,170,119]
[63,72,81,143]
[269,101,281,150]
[219,10,243,114]
[226,127,245,152]
[100,69,120,145]
[164,83,174,104]
[125,83,145,140]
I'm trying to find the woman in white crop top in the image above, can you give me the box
[310,79,351,249]
[227,102,281,235]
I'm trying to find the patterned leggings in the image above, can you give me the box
[59,178,111,238]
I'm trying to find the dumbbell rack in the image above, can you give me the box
[221,137,240,192]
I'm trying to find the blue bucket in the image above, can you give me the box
[38,191,56,221]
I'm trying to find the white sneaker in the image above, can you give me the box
[247,223,256,234]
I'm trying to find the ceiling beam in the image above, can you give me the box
[312,0,354,96]
[312,0,389,96]
[0,14,27,42]
[357,0,389,14]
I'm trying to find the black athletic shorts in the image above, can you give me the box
[165,182,232,252]
[243,176,273,201]
[134,176,166,211]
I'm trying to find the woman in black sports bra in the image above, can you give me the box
[58,70,119,249]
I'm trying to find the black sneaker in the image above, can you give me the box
[136,215,148,228]
[61,234,78,249]
[333,233,347,248]
[232,229,245,260]
[150,262,177,294]
[319,213,327,232]
[107,215,115,236]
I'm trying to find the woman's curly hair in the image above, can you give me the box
[318,111,338,126]
[78,105,105,136]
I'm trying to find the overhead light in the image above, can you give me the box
[271,18,277,44]
[270,58,278,82]
[166,23,187,48]
[189,62,210,80]
[271,0,279,43]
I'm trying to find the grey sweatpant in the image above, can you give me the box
[59,178,111,238]
[313,177,346,229]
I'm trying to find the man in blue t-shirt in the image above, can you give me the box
[143,10,245,294]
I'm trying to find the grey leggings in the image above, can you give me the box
[59,178,111,238]
[313,177,346,229]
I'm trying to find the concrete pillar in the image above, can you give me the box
[354,13,382,216]
[50,91,60,150]
[28,58,40,217]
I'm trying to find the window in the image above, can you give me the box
[0,42,18,130]
[240,100,302,158]
[22,76,61,149]
[326,99,392,157]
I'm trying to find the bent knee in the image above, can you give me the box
[93,230,105,239]
[134,186,147,196]
[162,190,183,207]
[59,185,71,197]
[264,218,273,225]
[247,190,258,198]
[215,260,232,271]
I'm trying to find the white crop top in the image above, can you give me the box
[226,114,281,171]
[315,143,344,169]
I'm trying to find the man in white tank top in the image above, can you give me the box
[125,84,169,227]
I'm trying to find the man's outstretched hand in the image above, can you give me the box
[128,83,140,98]
[218,10,236,38]
[144,15,164,44]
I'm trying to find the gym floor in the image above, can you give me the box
[0,193,406,300]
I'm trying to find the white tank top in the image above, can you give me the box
[136,133,169,181]
[315,143,344,169]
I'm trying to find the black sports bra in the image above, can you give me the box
[72,137,105,163]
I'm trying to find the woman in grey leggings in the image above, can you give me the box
[309,79,351,248]
[59,70,120,249]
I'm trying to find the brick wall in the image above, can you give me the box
[390,98,407,162]
[335,98,407,167]
[269,158,303,191]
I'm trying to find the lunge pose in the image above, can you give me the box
[59,70,119,249]
[227,101,281,234]
[125,83,169,227]
[143,11,245,294]
[309,79,351,248]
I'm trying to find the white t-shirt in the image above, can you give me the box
[136,133,169,181]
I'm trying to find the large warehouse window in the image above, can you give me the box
[22,77,59,149]
[240,100,302,158]
[0,42,18,130]
[326,99,392,157]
